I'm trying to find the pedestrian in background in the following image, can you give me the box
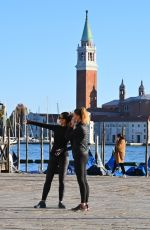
[112,134,126,178]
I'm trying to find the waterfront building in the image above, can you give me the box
[102,80,150,116]
[91,81,150,144]
[76,12,150,144]
[95,118,150,145]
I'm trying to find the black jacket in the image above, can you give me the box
[67,122,88,158]
[27,121,68,157]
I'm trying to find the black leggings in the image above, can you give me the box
[74,153,89,203]
[112,161,126,175]
[42,155,69,202]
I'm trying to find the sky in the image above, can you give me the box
[0,0,150,115]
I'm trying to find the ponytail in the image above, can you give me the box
[74,107,90,124]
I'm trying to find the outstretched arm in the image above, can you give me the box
[27,120,58,131]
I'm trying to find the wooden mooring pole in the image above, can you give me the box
[95,136,99,164]
[101,123,105,166]
[40,128,44,172]
[145,118,149,178]
[25,124,28,173]
[101,134,103,164]
[2,126,6,143]
[17,121,20,171]
[122,126,126,137]
[7,128,10,173]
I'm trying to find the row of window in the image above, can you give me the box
[131,129,146,133]
[105,123,146,128]
[131,135,146,140]
[132,124,146,127]
[106,134,147,142]
[105,124,125,128]
[79,52,95,62]
[105,124,128,128]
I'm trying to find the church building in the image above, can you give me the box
[76,11,150,144]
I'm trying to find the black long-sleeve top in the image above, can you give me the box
[27,120,68,156]
[66,122,89,158]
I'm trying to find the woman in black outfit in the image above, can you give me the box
[67,107,90,211]
[27,112,71,209]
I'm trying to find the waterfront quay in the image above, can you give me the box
[0,174,150,230]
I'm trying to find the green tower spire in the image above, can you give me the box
[81,10,93,43]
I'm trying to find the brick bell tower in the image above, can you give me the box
[76,11,98,109]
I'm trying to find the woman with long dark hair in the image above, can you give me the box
[67,107,90,211]
[27,112,71,209]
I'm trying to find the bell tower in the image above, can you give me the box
[119,79,126,101]
[139,81,145,96]
[76,11,98,109]
[119,79,126,113]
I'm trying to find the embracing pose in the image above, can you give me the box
[27,112,71,209]
[67,107,90,211]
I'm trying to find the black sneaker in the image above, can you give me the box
[34,201,46,209]
[58,202,66,209]
[72,204,87,212]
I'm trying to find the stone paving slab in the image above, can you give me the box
[0,174,150,229]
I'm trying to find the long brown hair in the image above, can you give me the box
[74,107,90,125]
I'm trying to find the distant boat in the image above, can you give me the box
[20,137,53,144]
[20,137,40,144]
[1,137,18,146]
[10,137,17,145]
[127,143,144,146]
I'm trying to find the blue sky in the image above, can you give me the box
[0,0,150,115]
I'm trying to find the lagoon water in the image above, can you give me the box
[11,144,149,172]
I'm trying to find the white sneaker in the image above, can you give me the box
[122,174,127,178]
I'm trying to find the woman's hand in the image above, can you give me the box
[23,120,29,125]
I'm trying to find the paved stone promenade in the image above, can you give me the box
[0,174,150,230]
